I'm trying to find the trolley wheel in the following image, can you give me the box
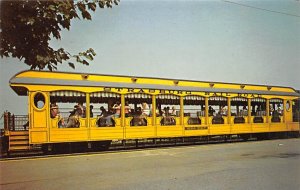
[93,141,112,151]
[42,144,52,154]
[240,134,250,141]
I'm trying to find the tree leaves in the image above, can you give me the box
[68,62,75,69]
[88,3,97,11]
[0,0,119,71]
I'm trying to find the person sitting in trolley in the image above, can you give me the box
[90,105,94,118]
[131,107,147,126]
[50,102,66,128]
[208,106,215,116]
[241,106,248,116]
[170,106,176,116]
[77,102,86,118]
[98,106,114,127]
[113,101,121,118]
[161,107,175,125]
[220,105,227,116]
[65,105,81,128]
[277,104,282,116]
[50,102,59,118]
[141,102,150,116]
[125,101,131,117]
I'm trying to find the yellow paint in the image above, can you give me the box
[30,131,48,143]
[8,70,300,145]
[13,70,296,94]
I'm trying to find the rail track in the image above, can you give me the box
[1,133,299,160]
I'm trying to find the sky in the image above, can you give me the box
[1,0,300,117]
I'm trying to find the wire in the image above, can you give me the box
[223,0,300,18]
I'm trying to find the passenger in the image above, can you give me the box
[208,106,215,116]
[269,105,274,116]
[156,108,160,117]
[58,117,66,128]
[50,102,66,127]
[256,106,261,116]
[251,106,255,116]
[113,101,121,118]
[69,105,78,117]
[201,107,205,116]
[170,106,176,116]
[23,121,29,130]
[90,105,94,118]
[156,104,162,116]
[166,107,170,116]
[277,105,282,115]
[50,102,59,118]
[77,102,85,117]
[242,106,248,116]
[161,107,166,117]
[220,105,227,116]
[161,107,175,125]
[141,102,150,116]
[135,107,142,116]
[131,107,146,126]
[125,102,131,117]
[65,105,81,128]
[99,106,113,126]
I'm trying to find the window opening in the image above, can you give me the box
[270,98,283,123]
[157,94,180,126]
[208,96,227,124]
[125,93,152,126]
[292,99,300,122]
[231,97,248,124]
[251,98,266,123]
[90,92,120,127]
[34,92,45,109]
[184,95,205,125]
[50,91,86,128]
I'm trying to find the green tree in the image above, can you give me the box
[0,0,119,71]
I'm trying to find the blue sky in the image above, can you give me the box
[1,0,300,115]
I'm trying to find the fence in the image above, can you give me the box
[3,112,28,131]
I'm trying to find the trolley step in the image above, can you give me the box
[9,140,29,145]
[9,131,29,136]
[9,145,30,151]
[8,130,30,152]
[10,136,29,140]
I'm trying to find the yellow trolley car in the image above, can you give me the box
[3,70,300,153]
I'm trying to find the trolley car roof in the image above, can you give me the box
[10,70,300,97]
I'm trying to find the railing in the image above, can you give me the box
[3,112,28,131]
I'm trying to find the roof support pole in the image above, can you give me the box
[205,97,209,125]
[248,98,252,124]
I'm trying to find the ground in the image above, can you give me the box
[1,138,300,190]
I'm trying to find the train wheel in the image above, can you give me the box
[240,134,250,141]
[256,133,267,140]
[92,141,112,151]
[42,144,51,154]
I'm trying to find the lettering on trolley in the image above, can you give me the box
[104,87,192,95]
[205,92,231,97]
[185,126,208,130]
[204,92,262,98]
[237,93,262,98]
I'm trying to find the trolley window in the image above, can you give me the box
[90,92,121,127]
[125,93,152,126]
[34,92,46,109]
[184,95,205,125]
[50,91,87,128]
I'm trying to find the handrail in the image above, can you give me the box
[3,111,28,131]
